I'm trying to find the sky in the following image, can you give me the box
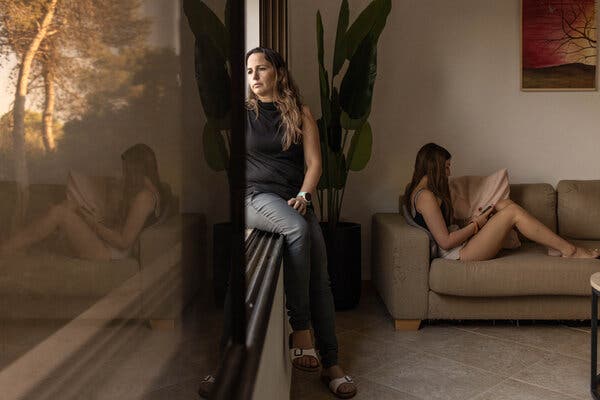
[522,0,596,69]
[0,0,180,115]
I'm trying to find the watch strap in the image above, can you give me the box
[297,191,312,204]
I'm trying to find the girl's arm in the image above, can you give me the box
[416,190,478,250]
[288,106,322,215]
[83,190,155,250]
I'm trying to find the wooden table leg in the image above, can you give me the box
[592,289,599,399]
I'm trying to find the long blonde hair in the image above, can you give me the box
[245,47,303,150]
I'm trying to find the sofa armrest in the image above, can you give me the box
[138,215,182,269]
[371,213,430,320]
[137,213,206,321]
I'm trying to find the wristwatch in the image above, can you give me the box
[297,191,312,204]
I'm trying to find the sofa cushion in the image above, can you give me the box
[26,183,67,221]
[0,253,139,297]
[429,241,600,297]
[557,180,600,239]
[510,183,556,239]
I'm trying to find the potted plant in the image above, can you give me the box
[183,0,231,175]
[315,0,391,309]
[184,0,232,306]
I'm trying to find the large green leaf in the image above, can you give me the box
[330,151,348,189]
[328,89,342,152]
[317,119,330,190]
[207,113,231,131]
[332,0,349,77]
[319,65,331,125]
[194,36,231,119]
[341,108,370,131]
[370,0,391,43]
[317,122,347,190]
[348,121,372,171]
[320,149,347,190]
[224,0,231,32]
[317,118,328,147]
[316,11,325,67]
[345,0,391,59]
[339,35,377,119]
[183,0,229,61]
[203,122,228,171]
[316,11,331,126]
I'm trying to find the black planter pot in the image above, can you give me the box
[320,222,361,310]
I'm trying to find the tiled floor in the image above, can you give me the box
[1,282,597,399]
[291,283,596,400]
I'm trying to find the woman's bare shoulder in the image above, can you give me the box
[413,187,435,200]
[414,189,439,210]
[130,188,156,209]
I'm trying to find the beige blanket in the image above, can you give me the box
[449,168,521,249]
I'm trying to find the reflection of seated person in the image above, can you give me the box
[0,143,165,261]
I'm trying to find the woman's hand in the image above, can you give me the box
[472,205,495,230]
[77,206,103,230]
[288,196,308,216]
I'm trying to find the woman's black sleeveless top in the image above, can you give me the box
[414,202,447,230]
[246,101,304,200]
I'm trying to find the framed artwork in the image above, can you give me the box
[522,0,597,91]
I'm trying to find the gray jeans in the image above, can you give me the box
[245,191,338,368]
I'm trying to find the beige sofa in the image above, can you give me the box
[372,180,600,330]
[0,180,204,324]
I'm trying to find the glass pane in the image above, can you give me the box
[0,1,209,397]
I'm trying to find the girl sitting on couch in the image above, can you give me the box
[404,142,600,261]
[1,143,165,261]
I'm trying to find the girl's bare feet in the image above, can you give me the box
[559,246,600,259]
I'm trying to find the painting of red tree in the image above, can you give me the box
[522,0,596,90]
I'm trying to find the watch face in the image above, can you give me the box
[304,192,312,202]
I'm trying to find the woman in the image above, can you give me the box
[404,143,600,261]
[0,143,164,260]
[245,47,356,398]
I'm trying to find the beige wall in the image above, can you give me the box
[290,0,600,278]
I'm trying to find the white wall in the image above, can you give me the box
[290,0,600,278]
[246,0,261,51]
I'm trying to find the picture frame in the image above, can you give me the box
[521,0,597,91]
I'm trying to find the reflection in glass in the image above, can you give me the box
[0,1,208,398]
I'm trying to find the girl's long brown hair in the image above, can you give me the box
[245,47,303,150]
[403,143,453,225]
[120,143,163,222]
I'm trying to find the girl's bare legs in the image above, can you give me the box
[460,199,599,261]
[0,201,110,260]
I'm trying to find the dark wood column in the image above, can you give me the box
[260,0,287,62]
